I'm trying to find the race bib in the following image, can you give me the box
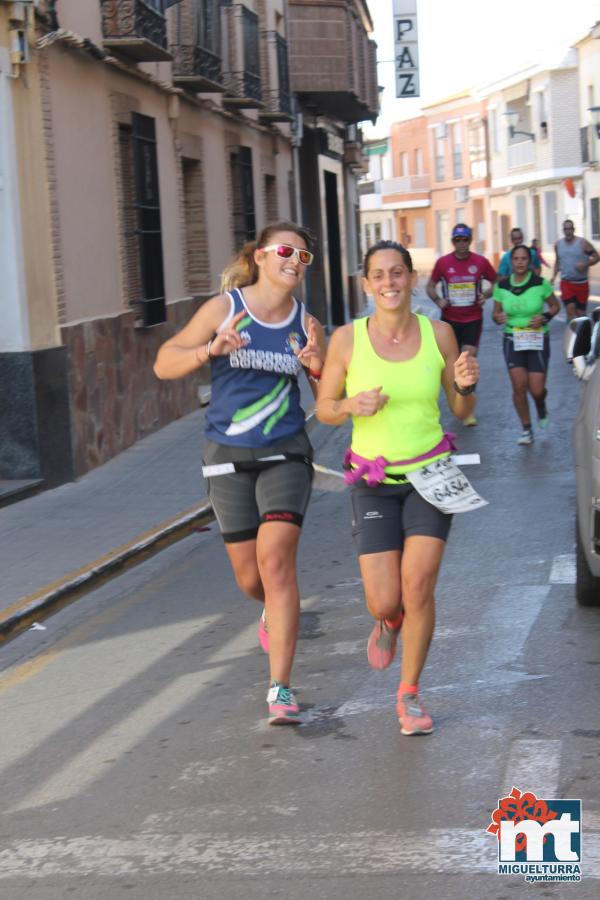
[512,328,544,352]
[448,281,476,307]
[406,457,488,514]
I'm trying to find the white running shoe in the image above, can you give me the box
[517,428,534,446]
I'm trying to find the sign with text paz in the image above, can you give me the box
[393,0,419,98]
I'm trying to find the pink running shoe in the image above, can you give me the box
[396,692,433,736]
[367,616,403,670]
[267,681,300,725]
[258,608,269,653]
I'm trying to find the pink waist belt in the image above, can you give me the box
[343,433,457,487]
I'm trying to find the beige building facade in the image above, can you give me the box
[0,0,294,496]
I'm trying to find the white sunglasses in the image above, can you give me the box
[261,243,314,266]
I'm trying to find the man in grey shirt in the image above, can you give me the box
[553,219,599,320]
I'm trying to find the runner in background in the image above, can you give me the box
[531,239,550,270]
[317,240,479,736]
[552,219,600,320]
[492,244,560,445]
[154,222,326,725]
[498,227,541,278]
[426,224,496,427]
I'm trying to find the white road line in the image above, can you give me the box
[501,740,562,799]
[0,617,221,775]
[8,594,323,811]
[550,554,576,584]
[0,829,597,879]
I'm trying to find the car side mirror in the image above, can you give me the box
[564,316,592,363]
[593,307,600,325]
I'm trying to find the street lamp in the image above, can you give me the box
[503,110,535,141]
[589,106,600,138]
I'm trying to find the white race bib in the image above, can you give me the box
[512,328,544,351]
[406,457,488,514]
[448,281,476,307]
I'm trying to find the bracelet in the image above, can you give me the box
[308,368,322,382]
[453,380,476,396]
[196,339,212,364]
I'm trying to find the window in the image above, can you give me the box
[413,218,426,248]
[435,133,445,182]
[119,113,166,327]
[468,121,487,180]
[451,122,462,179]
[435,210,450,255]
[591,198,600,240]
[182,156,210,295]
[414,148,423,174]
[196,0,221,53]
[536,91,548,139]
[374,222,382,242]
[515,195,528,238]
[264,174,278,222]
[490,108,500,154]
[400,152,409,176]
[544,191,558,244]
[230,146,256,249]
[455,207,465,225]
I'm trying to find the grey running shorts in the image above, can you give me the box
[503,333,550,373]
[203,430,313,543]
[350,481,452,556]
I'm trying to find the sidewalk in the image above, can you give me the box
[0,378,327,642]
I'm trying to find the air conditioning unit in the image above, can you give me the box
[435,122,447,139]
[454,186,469,203]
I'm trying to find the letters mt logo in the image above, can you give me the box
[487,786,582,883]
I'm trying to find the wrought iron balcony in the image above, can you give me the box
[171,44,224,92]
[259,33,292,124]
[101,0,172,62]
[223,70,262,107]
[222,4,263,109]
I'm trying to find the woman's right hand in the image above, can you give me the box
[208,310,250,357]
[347,387,389,417]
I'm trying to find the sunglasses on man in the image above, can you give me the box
[261,243,314,266]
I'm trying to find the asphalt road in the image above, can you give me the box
[1,316,599,899]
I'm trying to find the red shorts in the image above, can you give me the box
[560,280,589,311]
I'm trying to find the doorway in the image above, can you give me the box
[324,170,345,326]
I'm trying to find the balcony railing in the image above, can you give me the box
[380,175,431,194]
[171,44,224,92]
[101,0,172,62]
[507,139,535,170]
[222,4,263,109]
[259,33,292,123]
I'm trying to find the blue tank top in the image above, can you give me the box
[205,288,309,447]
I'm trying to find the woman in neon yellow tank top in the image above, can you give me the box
[317,241,479,736]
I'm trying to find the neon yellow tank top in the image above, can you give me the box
[346,314,447,480]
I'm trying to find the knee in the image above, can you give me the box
[365,589,402,621]
[513,384,527,399]
[234,568,263,600]
[401,572,436,612]
[257,548,295,588]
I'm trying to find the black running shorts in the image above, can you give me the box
[350,481,452,556]
[446,318,483,350]
[203,430,313,543]
[502,333,550,373]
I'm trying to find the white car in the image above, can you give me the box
[564,312,600,606]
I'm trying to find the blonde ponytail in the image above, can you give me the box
[220,241,258,292]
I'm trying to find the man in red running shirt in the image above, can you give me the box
[426,223,496,425]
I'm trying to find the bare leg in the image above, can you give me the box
[256,522,302,686]
[508,367,530,426]
[224,540,264,602]
[399,536,445,685]
[461,343,478,419]
[528,371,547,417]
[358,550,403,622]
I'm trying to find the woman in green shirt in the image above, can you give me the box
[492,245,559,446]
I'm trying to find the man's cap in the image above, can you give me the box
[452,224,472,239]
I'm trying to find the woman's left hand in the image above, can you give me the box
[529,314,545,328]
[454,350,479,389]
[296,317,324,372]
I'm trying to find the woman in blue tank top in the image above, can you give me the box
[154,222,326,725]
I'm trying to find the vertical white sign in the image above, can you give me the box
[393,0,419,98]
